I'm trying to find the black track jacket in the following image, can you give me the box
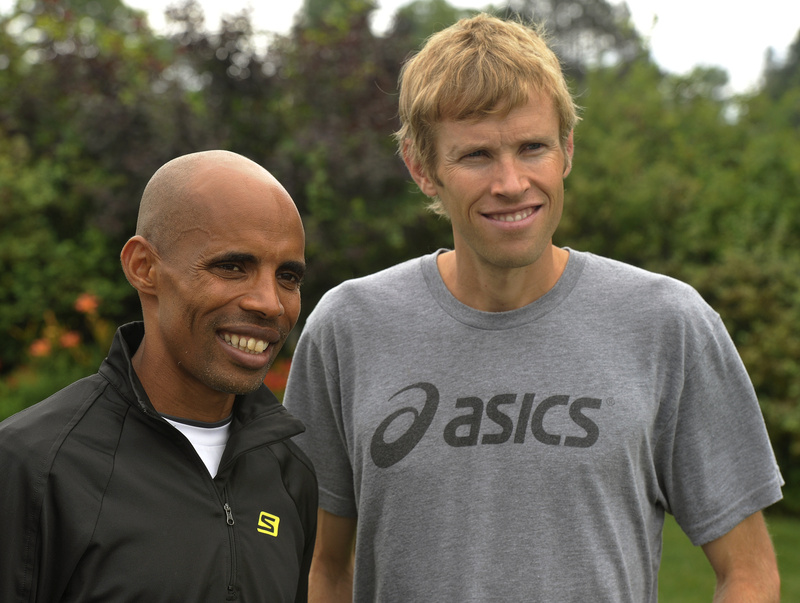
[0,322,317,602]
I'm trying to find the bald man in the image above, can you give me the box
[0,151,317,603]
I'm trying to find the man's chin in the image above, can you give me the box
[207,368,271,396]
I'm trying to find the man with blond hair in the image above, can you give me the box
[284,14,783,602]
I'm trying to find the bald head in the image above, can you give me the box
[120,149,306,415]
[136,150,294,257]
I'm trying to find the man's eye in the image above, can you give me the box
[217,264,243,273]
[279,273,303,288]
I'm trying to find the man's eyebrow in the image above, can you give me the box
[210,252,258,264]
[280,260,307,279]
[208,253,306,278]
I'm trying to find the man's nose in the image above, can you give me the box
[490,156,530,198]
[240,275,285,317]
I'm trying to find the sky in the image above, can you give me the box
[4,0,800,94]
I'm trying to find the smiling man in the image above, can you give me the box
[282,14,783,603]
[0,151,317,602]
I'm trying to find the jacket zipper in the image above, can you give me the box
[223,494,238,600]
[154,417,240,598]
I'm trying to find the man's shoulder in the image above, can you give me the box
[0,373,111,454]
[336,254,426,291]
[574,250,720,332]
[297,254,432,349]
[314,254,428,311]
[578,251,701,301]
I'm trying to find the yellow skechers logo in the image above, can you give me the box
[257,511,280,537]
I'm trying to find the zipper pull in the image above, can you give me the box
[224,503,235,526]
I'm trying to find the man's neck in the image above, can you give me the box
[436,245,569,312]
[131,340,236,423]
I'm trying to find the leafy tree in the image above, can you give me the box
[763,29,800,102]
[299,0,378,29]
[389,0,479,40]
[506,0,643,78]
[0,0,216,370]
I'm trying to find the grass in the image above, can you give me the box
[659,513,800,601]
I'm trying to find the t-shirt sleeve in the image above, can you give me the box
[284,323,358,518]
[655,312,783,546]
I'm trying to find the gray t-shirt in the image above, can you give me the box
[284,249,783,602]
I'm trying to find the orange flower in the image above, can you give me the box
[74,293,99,315]
[29,338,52,358]
[60,331,81,348]
[264,359,292,392]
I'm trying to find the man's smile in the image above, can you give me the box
[222,332,271,355]
[483,206,538,223]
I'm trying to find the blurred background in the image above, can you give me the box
[0,0,798,596]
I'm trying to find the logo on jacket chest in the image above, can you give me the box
[370,382,603,468]
[257,511,280,536]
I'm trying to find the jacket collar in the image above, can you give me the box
[98,322,306,446]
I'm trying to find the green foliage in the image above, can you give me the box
[506,0,643,80]
[263,5,455,321]
[0,348,104,421]
[763,29,800,104]
[392,0,479,40]
[0,134,122,370]
[300,0,378,31]
[0,291,112,420]
[0,0,222,370]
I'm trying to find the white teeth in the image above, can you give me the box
[223,333,269,355]
[495,208,534,222]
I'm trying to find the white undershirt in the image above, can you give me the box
[164,416,232,478]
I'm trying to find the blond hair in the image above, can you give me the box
[395,13,579,214]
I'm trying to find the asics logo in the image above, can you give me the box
[370,383,439,468]
[370,382,603,468]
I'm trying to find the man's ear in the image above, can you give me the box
[402,140,439,197]
[120,236,158,295]
[563,130,575,178]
